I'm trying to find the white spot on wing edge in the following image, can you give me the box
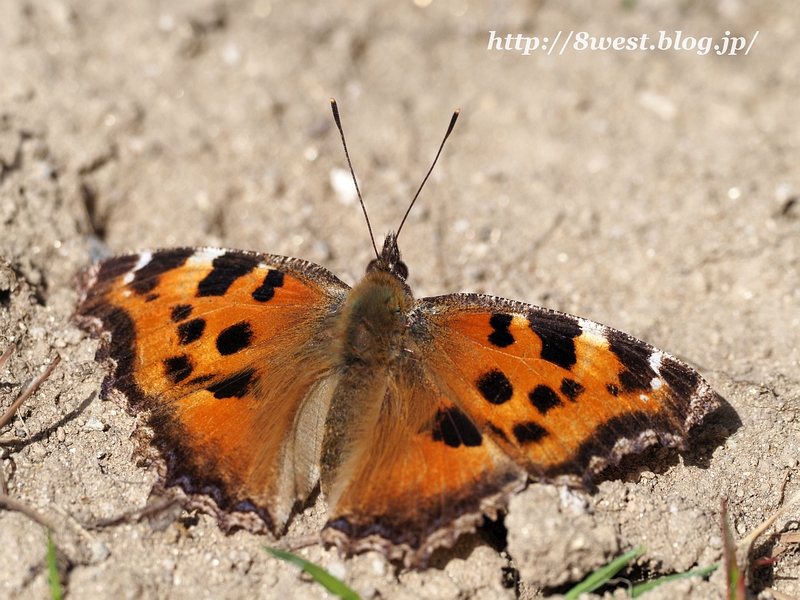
[648,351,666,391]
[122,251,153,284]
[649,350,664,375]
[576,317,609,347]
[188,247,227,266]
[134,251,153,270]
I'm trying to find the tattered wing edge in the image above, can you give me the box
[321,469,528,569]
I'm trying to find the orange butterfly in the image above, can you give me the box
[73,101,720,567]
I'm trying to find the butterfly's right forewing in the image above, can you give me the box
[74,248,350,534]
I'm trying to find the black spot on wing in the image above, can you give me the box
[164,355,193,384]
[216,322,253,355]
[560,378,585,401]
[171,304,193,322]
[197,253,260,297]
[207,369,256,399]
[513,422,548,444]
[486,422,510,443]
[488,313,514,348]
[252,270,285,302]
[528,385,562,415]
[607,383,620,397]
[607,333,657,392]
[476,369,513,405]
[187,374,216,387]
[177,318,206,345]
[145,293,159,302]
[528,311,582,370]
[431,407,482,448]
[130,249,195,295]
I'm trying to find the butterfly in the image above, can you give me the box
[73,100,721,568]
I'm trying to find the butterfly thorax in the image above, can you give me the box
[320,239,415,499]
[337,271,412,364]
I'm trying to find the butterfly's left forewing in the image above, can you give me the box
[74,248,350,533]
[415,294,721,482]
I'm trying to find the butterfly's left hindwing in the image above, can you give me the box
[74,248,350,533]
[322,350,527,566]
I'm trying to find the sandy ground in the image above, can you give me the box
[1,1,799,598]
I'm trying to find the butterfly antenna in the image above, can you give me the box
[396,108,460,241]
[330,98,380,260]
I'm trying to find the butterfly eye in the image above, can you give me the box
[366,258,380,273]
[394,261,409,280]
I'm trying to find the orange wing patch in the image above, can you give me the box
[417,295,720,483]
[75,248,349,532]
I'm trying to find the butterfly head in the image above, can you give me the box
[367,232,409,281]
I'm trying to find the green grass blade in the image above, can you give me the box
[264,547,361,600]
[631,563,718,597]
[721,499,745,600]
[47,529,62,600]
[565,545,647,599]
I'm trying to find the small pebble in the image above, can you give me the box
[90,540,110,562]
[82,416,105,431]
